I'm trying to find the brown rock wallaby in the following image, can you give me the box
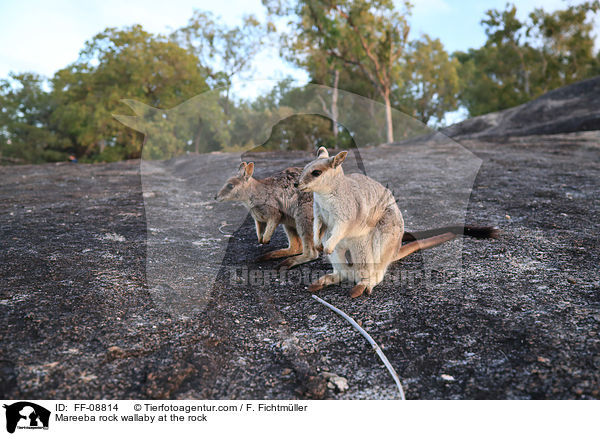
[215,162,319,269]
[297,146,498,298]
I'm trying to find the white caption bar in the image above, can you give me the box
[1,400,596,436]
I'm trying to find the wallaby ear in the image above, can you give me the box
[238,162,248,177]
[317,146,329,158]
[331,151,348,168]
[245,162,255,178]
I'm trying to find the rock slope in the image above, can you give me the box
[442,76,600,139]
[1,132,599,399]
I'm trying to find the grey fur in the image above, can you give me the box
[216,162,319,268]
[297,146,406,297]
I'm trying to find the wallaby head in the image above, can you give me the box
[296,146,348,194]
[215,161,255,201]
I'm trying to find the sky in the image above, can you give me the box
[0,0,594,121]
[0,0,582,79]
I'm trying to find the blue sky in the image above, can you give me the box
[0,0,593,122]
[0,0,580,80]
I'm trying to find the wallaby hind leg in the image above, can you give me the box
[277,249,318,269]
[278,211,319,269]
[308,273,341,293]
[350,232,457,296]
[256,225,302,262]
[254,220,266,243]
[346,228,397,296]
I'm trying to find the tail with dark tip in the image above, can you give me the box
[395,232,457,261]
[402,225,500,242]
[395,225,499,262]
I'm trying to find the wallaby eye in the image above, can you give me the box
[227,183,234,189]
[311,170,322,177]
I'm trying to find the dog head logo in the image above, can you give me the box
[3,402,50,434]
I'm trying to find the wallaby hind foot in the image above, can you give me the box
[308,273,340,293]
[277,251,319,270]
[349,283,370,298]
[256,247,302,262]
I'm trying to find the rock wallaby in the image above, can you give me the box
[297,146,499,298]
[215,162,319,269]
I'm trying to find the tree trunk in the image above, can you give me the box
[331,69,339,138]
[383,89,394,143]
[194,118,202,154]
[224,84,230,117]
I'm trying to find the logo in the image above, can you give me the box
[3,402,50,434]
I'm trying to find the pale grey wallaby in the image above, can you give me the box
[215,162,319,269]
[297,146,499,298]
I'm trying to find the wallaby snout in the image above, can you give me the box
[215,161,255,202]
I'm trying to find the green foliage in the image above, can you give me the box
[456,1,600,116]
[266,0,461,131]
[171,11,275,115]
[0,73,70,164]
[396,35,460,125]
[0,25,212,164]
[50,25,209,162]
[266,0,414,141]
[2,2,600,164]
[243,80,355,151]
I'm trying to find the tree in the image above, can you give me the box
[172,11,275,115]
[266,0,413,143]
[50,25,210,161]
[396,35,459,125]
[116,90,230,160]
[455,5,541,116]
[267,0,461,132]
[250,79,355,150]
[0,73,69,163]
[530,1,600,87]
[456,2,600,116]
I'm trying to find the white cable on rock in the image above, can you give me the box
[311,294,406,400]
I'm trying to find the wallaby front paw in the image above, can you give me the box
[323,245,334,255]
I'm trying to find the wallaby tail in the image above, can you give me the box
[395,232,457,261]
[395,225,499,262]
[402,225,500,242]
